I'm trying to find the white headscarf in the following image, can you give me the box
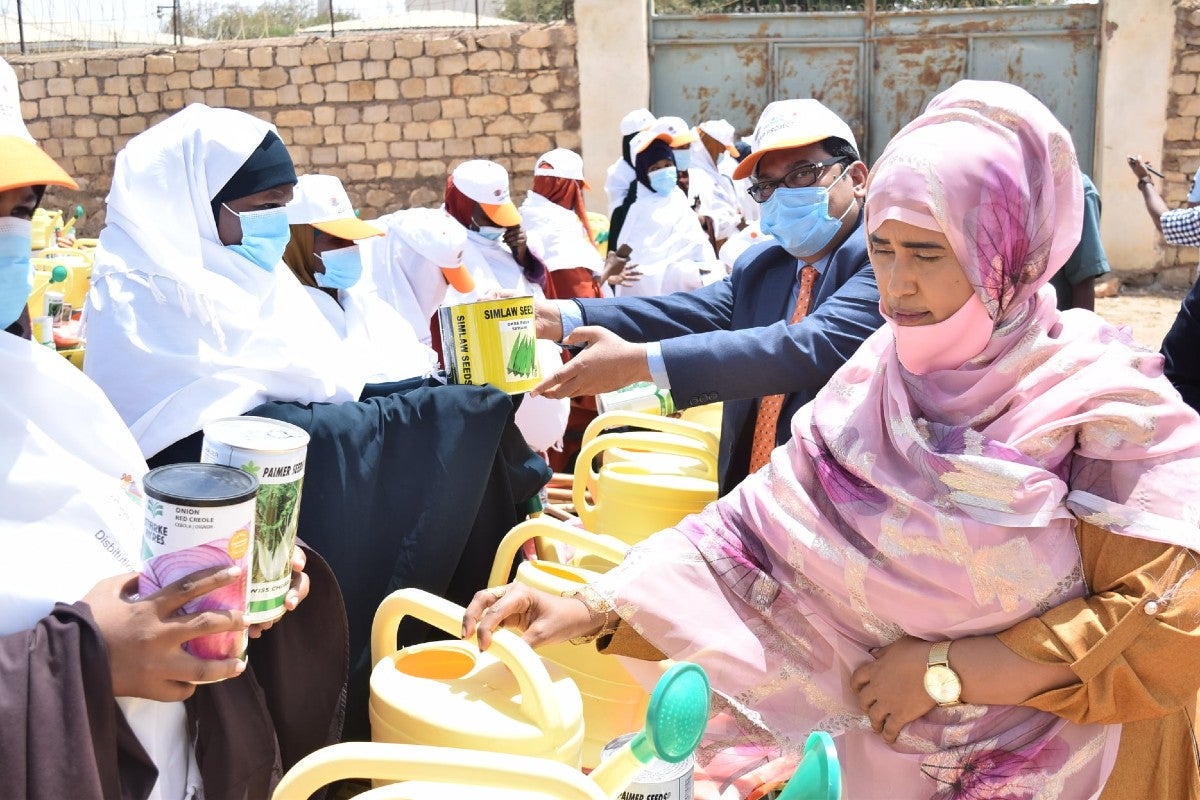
[83,105,366,457]
[614,184,721,297]
[519,191,604,275]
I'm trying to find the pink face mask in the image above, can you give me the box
[882,292,993,375]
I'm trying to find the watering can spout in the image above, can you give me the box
[776,731,841,800]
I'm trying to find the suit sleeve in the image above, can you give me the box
[1161,277,1200,416]
[659,263,881,406]
[576,276,736,341]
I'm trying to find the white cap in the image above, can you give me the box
[450,159,521,227]
[652,115,698,148]
[698,119,739,157]
[620,108,656,136]
[733,99,858,180]
[534,148,589,188]
[286,174,382,240]
[393,207,474,293]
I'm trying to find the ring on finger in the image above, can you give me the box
[489,586,507,601]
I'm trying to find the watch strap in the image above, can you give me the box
[928,639,952,668]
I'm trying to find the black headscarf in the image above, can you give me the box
[609,138,676,250]
[210,130,296,223]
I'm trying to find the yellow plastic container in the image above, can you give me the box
[59,346,85,369]
[30,208,63,250]
[574,432,718,545]
[26,270,51,319]
[488,518,655,769]
[587,211,610,257]
[33,249,93,310]
[74,237,100,250]
[581,411,719,480]
[679,401,723,441]
[370,589,584,769]
[272,742,610,800]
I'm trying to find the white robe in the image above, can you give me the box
[519,191,603,275]
[1,332,197,800]
[604,158,637,216]
[613,183,722,298]
[303,285,437,384]
[83,104,366,458]
[687,142,744,242]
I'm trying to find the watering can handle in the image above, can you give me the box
[271,741,606,800]
[487,517,629,588]
[581,411,719,455]
[370,588,569,740]
[573,432,720,529]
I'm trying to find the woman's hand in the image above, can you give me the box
[248,545,310,638]
[461,582,598,651]
[600,252,641,287]
[85,566,249,702]
[850,636,936,744]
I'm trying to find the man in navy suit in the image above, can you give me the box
[533,99,884,493]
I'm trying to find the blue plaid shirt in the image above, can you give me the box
[1162,207,1200,247]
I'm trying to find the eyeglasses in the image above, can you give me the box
[747,157,849,203]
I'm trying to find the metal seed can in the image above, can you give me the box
[596,382,677,417]
[600,732,695,800]
[200,416,310,624]
[140,463,257,661]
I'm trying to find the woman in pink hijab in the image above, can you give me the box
[464,81,1200,799]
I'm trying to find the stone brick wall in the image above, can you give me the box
[1161,2,1200,285]
[9,23,580,236]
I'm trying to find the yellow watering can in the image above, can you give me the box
[30,208,63,250]
[34,250,93,310]
[26,270,51,319]
[369,588,585,767]
[574,431,718,546]
[489,518,655,768]
[273,663,715,800]
[580,410,719,480]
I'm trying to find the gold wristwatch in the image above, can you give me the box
[923,640,962,707]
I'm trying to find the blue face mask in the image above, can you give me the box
[759,168,853,260]
[314,244,363,290]
[648,166,679,196]
[0,217,33,330]
[474,225,505,241]
[673,148,693,172]
[224,204,290,271]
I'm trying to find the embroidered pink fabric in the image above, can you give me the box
[586,80,1200,799]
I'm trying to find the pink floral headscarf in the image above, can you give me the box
[586,81,1200,799]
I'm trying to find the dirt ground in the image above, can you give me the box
[1094,287,1188,350]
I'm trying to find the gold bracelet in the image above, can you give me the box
[562,589,620,645]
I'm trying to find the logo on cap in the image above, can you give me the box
[494,189,502,198]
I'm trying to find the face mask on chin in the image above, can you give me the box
[759,166,854,261]
[314,243,363,290]
[0,217,34,330]
[474,225,505,241]
[224,204,291,271]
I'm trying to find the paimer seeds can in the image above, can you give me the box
[201,416,310,624]
[140,463,257,661]
[601,733,695,800]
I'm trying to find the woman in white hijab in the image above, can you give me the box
[606,128,722,298]
[0,66,340,799]
[282,173,438,383]
[84,104,365,460]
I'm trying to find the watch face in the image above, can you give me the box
[924,665,962,705]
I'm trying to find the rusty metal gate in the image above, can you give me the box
[648,2,1102,171]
